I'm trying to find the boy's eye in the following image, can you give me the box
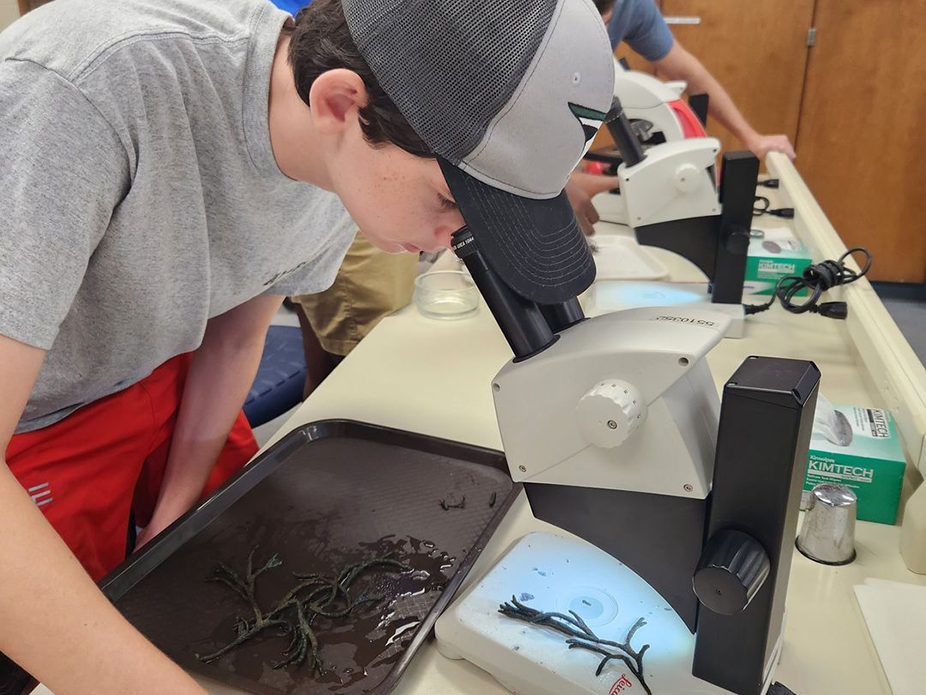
[438,194,458,211]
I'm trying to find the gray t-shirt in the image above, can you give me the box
[607,0,674,61]
[0,0,356,433]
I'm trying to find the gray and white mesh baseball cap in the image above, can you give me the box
[342,0,615,303]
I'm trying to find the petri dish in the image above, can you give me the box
[414,270,480,320]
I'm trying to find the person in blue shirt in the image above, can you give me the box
[598,0,795,160]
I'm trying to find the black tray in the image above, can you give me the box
[3,420,516,695]
[106,420,516,695]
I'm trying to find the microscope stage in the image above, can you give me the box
[435,532,776,695]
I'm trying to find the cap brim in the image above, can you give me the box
[439,157,596,305]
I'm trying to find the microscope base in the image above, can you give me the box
[436,532,779,695]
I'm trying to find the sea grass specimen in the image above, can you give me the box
[499,596,651,695]
[197,548,408,672]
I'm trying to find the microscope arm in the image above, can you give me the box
[607,99,759,305]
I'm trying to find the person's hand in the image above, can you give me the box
[134,512,178,550]
[744,133,796,161]
[134,523,160,550]
[135,496,193,550]
[565,172,619,235]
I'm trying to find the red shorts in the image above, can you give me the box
[5,353,258,581]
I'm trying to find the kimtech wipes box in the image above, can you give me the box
[744,227,812,296]
[802,403,906,525]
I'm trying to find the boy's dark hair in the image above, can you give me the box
[288,0,433,158]
[593,0,616,14]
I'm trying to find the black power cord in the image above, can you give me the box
[754,195,795,219]
[744,247,873,320]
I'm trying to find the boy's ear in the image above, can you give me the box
[309,69,369,135]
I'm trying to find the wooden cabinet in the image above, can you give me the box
[17,0,51,14]
[658,0,815,160]
[796,0,926,282]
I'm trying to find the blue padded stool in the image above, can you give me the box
[244,326,307,428]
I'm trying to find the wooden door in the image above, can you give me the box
[17,0,32,13]
[17,0,53,14]
[658,0,815,156]
[796,0,926,282]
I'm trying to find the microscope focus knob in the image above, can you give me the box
[576,380,646,448]
[674,162,701,193]
[693,529,771,615]
[724,224,751,255]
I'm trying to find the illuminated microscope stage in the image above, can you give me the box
[584,281,746,339]
[436,533,778,695]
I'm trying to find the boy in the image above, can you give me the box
[0,0,614,691]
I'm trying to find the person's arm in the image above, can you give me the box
[0,335,207,694]
[136,294,283,546]
[566,171,621,235]
[652,41,796,160]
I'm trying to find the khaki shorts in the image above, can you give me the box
[291,231,417,356]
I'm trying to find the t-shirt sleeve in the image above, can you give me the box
[0,59,129,350]
[608,0,675,62]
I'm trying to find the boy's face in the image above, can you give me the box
[274,54,466,254]
[326,127,465,253]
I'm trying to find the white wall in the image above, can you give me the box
[0,0,20,31]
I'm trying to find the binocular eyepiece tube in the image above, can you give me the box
[451,228,584,360]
